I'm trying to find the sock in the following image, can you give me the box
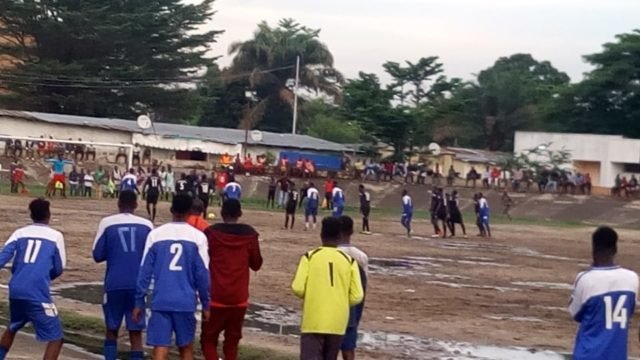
[130,350,144,360]
[0,345,9,360]
[305,222,309,229]
[104,339,117,360]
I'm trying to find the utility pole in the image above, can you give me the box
[292,55,300,134]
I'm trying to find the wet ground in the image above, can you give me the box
[2,195,640,359]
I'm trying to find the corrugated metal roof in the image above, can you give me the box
[445,147,507,164]
[0,110,349,153]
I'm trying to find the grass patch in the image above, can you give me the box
[0,301,295,360]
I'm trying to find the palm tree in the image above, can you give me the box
[227,19,343,132]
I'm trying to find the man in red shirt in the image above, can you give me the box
[202,199,263,360]
[215,171,229,206]
[324,178,335,210]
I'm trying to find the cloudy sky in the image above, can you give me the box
[202,0,639,83]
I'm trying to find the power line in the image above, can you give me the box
[0,65,295,88]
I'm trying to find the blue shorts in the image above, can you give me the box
[481,214,490,226]
[341,326,359,351]
[401,214,412,223]
[9,299,63,342]
[332,206,344,218]
[103,290,145,331]
[147,311,196,347]
[305,206,318,217]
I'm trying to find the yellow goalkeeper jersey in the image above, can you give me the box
[291,246,364,335]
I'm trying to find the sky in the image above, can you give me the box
[200,0,640,83]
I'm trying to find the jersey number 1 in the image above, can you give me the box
[24,239,42,263]
[604,295,628,329]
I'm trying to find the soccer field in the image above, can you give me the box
[0,194,639,359]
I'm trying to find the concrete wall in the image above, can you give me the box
[514,131,640,188]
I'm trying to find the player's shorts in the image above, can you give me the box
[198,195,210,208]
[9,299,63,342]
[286,205,297,215]
[51,174,65,184]
[361,206,371,217]
[332,206,344,218]
[147,311,196,347]
[103,290,145,331]
[481,215,490,226]
[305,206,318,217]
[449,210,463,224]
[146,191,159,205]
[401,213,412,224]
[341,326,359,351]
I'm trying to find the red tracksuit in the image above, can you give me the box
[202,223,263,360]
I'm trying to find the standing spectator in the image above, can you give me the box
[116,145,128,164]
[447,165,456,186]
[65,138,74,156]
[291,217,364,360]
[266,176,277,209]
[234,154,242,174]
[284,183,299,230]
[202,199,262,360]
[74,139,85,161]
[112,166,123,196]
[584,173,592,195]
[36,136,46,158]
[338,216,368,360]
[295,158,304,177]
[383,162,394,182]
[68,166,81,196]
[142,147,152,165]
[304,159,315,179]
[86,144,96,161]
[324,178,335,210]
[84,171,95,198]
[482,167,491,189]
[94,166,105,199]
[165,165,175,201]
[490,167,500,188]
[512,168,524,191]
[4,139,14,157]
[24,140,35,160]
[278,176,292,208]
[243,155,253,175]
[132,145,141,166]
[13,139,23,158]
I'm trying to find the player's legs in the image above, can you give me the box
[447,219,455,237]
[152,347,171,360]
[173,312,196,360]
[0,328,17,360]
[439,217,447,238]
[201,307,225,360]
[341,326,359,360]
[16,300,63,360]
[323,335,344,360]
[284,213,290,229]
[483,218,491,238]
[221,307,246,360]
[300,334,324,360]
[290,212,296,229]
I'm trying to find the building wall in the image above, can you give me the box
[514,131,640,188]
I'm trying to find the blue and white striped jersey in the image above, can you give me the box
[402,195,413,215]
[569,266,639,360]
[135,222,210,312]
[0,224,66,302]
[224,182,242,200]
[332,187,345,207]
[306,187,320,208]
[92,213,154,291]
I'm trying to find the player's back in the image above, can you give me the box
[224,182,242,199]
[307,188,319,207]
[121,174,137,190]
[147,176,161,193]
[0,224,65,302]
[402,195,413,214]
[570,267,639,360]
[93,213,153,291]
[332,187,345,205]
[139,222,209,312]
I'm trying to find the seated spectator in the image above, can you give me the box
[279,155,290,176]
[13,139,23,158]
[466,167,478,188]
[295,158,304,177]
[86,144,96,161]
[74,138,85,161]
[36,136,46,157]
[142,147,152,165]
[4,138,14,157]
[244,154,254,174]
[115,144,128,164]
[220,152,232,166]
[304,159,315,178]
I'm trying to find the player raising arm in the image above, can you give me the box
[0,199,66,360]
[133,195,210,360]
[569,226,639,360]
[92,191,153,360]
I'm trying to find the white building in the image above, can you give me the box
[514,131,640,189]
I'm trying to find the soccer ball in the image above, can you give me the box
[207,212,216,220]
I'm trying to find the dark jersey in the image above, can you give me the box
[360,192,371,210]
[279,178,291,192]
[286,190,299,213]
[198,181,211,198]
[176,179,189,194]
[268,181,277,193]
[145,175,162,194]
[186,175,197,192]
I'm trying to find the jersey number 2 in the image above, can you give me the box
[24,239,42,263]
[169,243,183,271]
[604,295,628,329]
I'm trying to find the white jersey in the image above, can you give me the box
[338,245,369,277]
[307,187,320,201]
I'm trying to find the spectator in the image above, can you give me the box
[68,166,81,197]
[383,162,393,182]
[466,167,478,188]
[24,140,35,160]
[4,138,14,157]
[279,155,290,176]
[79,168,86,196]
[295,158,305,177]
[267,176,277,209]
[74,138,85,161]
[278,176,293,208]
[545,171,559,193]
[363,161,376,181]
[291,217,364,360]
[243,154,253,174]
[220,152,232,167]
[575,173,585,194]
[142,147,151,165]
[13,139,23,158]
[513,168,524,191]
[447,165,456,186]
[112,166,123,196]
[255,155,266,175]
[481,167,491,189]
[65,138,75,155]
[417,164,428,185]
[94,166,105,198]
[303,159,315,179]
[490,167,500,188]
[115,144,128,164]
[86,144,96,161]
[234,154,243,174]
[36,136,46,157]
[621,176,629,197]
[584,173,592,195]
[324,178,335,210]
[84,170,95,197]
[132,145,141,166]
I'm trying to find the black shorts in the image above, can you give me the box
[198,195,210,208]
[361,206,371,217]
[449,210,463,223]
[147,191,159,204]
[286,206,297,215]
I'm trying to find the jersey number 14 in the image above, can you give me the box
[604,295,628,330]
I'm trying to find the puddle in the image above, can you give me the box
[54,282,578,360]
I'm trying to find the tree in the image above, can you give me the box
[198,65,246,128]
[383,57,457,106]
[226,19,342,132]
[299,99,364,144]
[553,30,640,137]
[0,0,221,122]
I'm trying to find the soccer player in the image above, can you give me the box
[569,226,639,360]
[359,185,371,235]
[223,177,242,201]
[92,191,154,360]
[197,174,212,218]
[143,168,163,223]
[133,195,210,360]
[121,168,139,194]
[478,193,491,238]
[332,182,345,218]
[291,217,364,360]
[447,191,467,238]
[401,190,413,238]
[429,189,441,236]
[267,176,277,209]
[164,165,176,201]
[305,183,320,231]
[202,199,263,360]
[46,153,73,198]
[0,199,66,360]
[176,173,189,196]
[284,183,299,230]
[337,216,368,360]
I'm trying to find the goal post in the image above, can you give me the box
[0,135,135,170]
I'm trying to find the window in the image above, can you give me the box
[623,163,640,173]
[176,151,207,161]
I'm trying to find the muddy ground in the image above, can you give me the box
[0,194,639,359]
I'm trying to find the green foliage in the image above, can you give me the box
[0,0,222,122]
[306,115,363,144]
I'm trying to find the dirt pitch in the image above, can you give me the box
[0,194,639,359]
